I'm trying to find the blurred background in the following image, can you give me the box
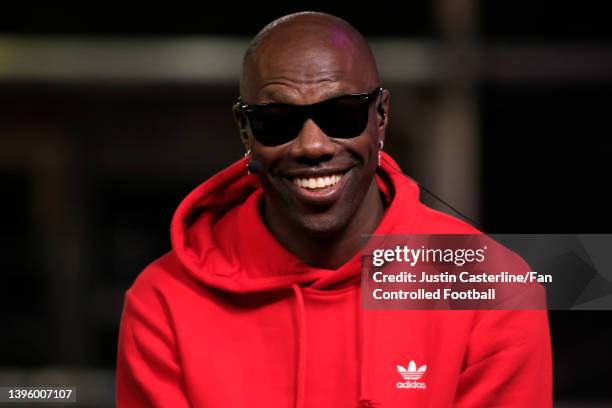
[1,1,611,406]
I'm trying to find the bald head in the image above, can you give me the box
[240,12,380,102]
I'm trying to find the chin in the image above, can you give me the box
[291,207,353,238]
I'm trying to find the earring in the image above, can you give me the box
[378,140,384,166]
[244,148,251,175]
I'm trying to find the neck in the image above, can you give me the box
[263,179,385,270]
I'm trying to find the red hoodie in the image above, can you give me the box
[116,152,552,408]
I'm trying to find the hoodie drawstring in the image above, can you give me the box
[291,284,307,408]
[358,283,379,408]
[358,294,368,405]
[292,282,377,408]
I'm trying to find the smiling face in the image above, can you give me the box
[237,13,389,238]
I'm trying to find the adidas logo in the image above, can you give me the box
[397,361,427,380]
[396,360,427,390]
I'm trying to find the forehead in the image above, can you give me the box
[244,29,375,104]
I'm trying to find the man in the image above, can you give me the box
[116,12,552,407]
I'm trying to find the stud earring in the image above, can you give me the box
[244,148,251,175]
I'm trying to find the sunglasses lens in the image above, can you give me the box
[243,91,376,146]
[313,97,369,138]
[248,106,304,147]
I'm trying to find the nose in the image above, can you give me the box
[288,119,335,162]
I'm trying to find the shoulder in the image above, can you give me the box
[125,251,194,307]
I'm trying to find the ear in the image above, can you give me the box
[232,103,251,151]
[377,89,390,145]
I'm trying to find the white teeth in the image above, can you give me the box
[292,173,344,189]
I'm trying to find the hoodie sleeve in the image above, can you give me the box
[116,288,191,408]
[453,308,552,407]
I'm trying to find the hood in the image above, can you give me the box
[170,151,420,293]
[170,151,421,408]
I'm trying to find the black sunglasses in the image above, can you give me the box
[234,87,384,147]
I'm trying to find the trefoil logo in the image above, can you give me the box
[396,360,427,390]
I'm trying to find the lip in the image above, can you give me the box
[282,167,352,179]
[282,167,353,206]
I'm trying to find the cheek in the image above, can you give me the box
[349,133,378,166]
[252,145,285,174]
[353,112,380,165]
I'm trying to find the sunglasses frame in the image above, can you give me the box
[233,87,384,146]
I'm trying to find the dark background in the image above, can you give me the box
[1,2,611,406]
